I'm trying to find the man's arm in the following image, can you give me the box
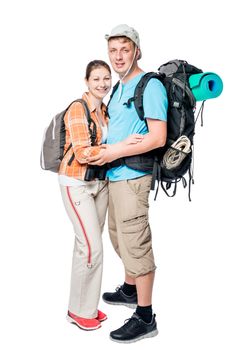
[87,119,167,166]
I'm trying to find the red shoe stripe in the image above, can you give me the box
[66,186,91,265]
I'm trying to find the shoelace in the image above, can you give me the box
[162,135,191,170]
[123,314,140,328]
[115,285,122,292]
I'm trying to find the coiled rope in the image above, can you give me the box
[162,135,191,170]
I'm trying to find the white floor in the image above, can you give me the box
[1,1,233,349]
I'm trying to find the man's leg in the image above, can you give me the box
[107,175,158,343]
[134,271,155,326]
[107,181,121,257]
[125,274,135,285]
[102,181,138,307]
[136,271,155,306]
[122,274,137,297]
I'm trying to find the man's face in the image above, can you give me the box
[108,38,136,76]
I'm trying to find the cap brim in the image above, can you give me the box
[105,33,126,40]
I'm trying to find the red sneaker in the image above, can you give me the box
[97,310,107,322]
[67,311,101,331]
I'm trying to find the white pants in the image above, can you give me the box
[60,180,108,318]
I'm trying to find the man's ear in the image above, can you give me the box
[136,48,141,60]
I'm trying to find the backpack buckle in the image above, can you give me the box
[123,97,135,108]
[173,101,181,108]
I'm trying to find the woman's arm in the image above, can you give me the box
[66,102,101,164]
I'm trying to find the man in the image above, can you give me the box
[88,24,168,343]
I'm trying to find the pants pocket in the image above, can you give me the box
[122,214,148,234]
[120,213,152,259]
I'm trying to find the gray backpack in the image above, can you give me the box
[40,99,95,172]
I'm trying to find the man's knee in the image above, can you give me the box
[119,214,156,277]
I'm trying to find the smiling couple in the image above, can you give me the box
[58,24,168,343]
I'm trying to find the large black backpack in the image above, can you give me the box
[107,60,204,200]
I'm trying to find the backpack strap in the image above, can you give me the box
[76,99,97,146]
[159,176,188,199]
[134,72,162,120]
[123,72,164,120]
[132,72,165,192]
[59,98,84,162]
[64,98,97,166]
[107,81,120,114]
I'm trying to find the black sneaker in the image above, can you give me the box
[102,285,137,309]
[110,312,158,343]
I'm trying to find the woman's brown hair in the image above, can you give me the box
[85,60,111,80]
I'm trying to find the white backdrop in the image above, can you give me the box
[0,0,233,349]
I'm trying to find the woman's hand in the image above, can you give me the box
[87,144,119,166]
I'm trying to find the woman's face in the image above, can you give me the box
[86,67,111,100]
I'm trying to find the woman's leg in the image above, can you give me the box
[60,183,103,318]
[94,180,108,234]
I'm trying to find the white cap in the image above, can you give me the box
[105,24,141,59]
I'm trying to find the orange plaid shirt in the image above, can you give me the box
[59,93,108,180]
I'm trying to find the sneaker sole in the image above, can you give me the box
[102,299,137,309]
[110,329,158,343]
[66,315,101,331]
[98,316,107,322]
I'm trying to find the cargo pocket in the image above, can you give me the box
[122,214,148,234]
[126,176,151,210]
[120,213,151,259]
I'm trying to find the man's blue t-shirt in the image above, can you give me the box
[107,72,168,181]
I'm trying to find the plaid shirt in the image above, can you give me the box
[59,93,108,179]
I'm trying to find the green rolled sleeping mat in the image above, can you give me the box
[189,72,223,101]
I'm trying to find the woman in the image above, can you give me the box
[58,60,112,331]
[58,60,143,331]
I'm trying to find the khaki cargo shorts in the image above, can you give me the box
[108,175,156,278]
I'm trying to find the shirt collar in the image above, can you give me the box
[82,92,107,114]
